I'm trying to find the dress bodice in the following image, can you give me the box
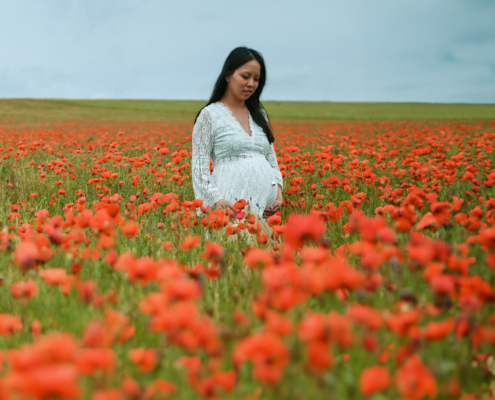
[206,102,271,164]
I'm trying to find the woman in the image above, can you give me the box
[191,47,283,220]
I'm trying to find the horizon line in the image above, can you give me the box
[1,98,495,106]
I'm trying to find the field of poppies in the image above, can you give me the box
[1,107,495,399]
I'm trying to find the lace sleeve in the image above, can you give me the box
[191,108,223,206]
[261,108,284,190]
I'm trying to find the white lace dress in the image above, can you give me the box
[191,101,284,216]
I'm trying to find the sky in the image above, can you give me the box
[1,0,494,103]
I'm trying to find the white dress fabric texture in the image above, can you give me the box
[191,102,284,217]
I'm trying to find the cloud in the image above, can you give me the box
[1,0,494,102]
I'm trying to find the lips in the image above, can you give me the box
[244,91,252,95]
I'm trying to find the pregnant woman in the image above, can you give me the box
[191,46,283,220]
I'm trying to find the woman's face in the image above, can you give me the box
[226,59,261,101]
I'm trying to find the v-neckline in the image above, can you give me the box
[218,102,253,138]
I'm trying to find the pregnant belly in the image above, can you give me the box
[211,157,277,210]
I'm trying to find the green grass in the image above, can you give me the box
[1,98,494,126]
[1,104,495,399]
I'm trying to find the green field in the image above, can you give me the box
[1,99,495,399]
[1,98,494,125]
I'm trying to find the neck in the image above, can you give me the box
[220,92,245,109]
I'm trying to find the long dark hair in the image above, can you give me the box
[194,46,274,144]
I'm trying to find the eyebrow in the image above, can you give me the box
[241,71,261,77]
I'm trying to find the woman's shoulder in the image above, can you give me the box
[194,103,224,133]
[205,102,219,110]
[197,102,221,120]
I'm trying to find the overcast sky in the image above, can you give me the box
[1,0,494,103]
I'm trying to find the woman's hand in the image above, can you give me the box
[214,199,235,213]
[264,185,283,217]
